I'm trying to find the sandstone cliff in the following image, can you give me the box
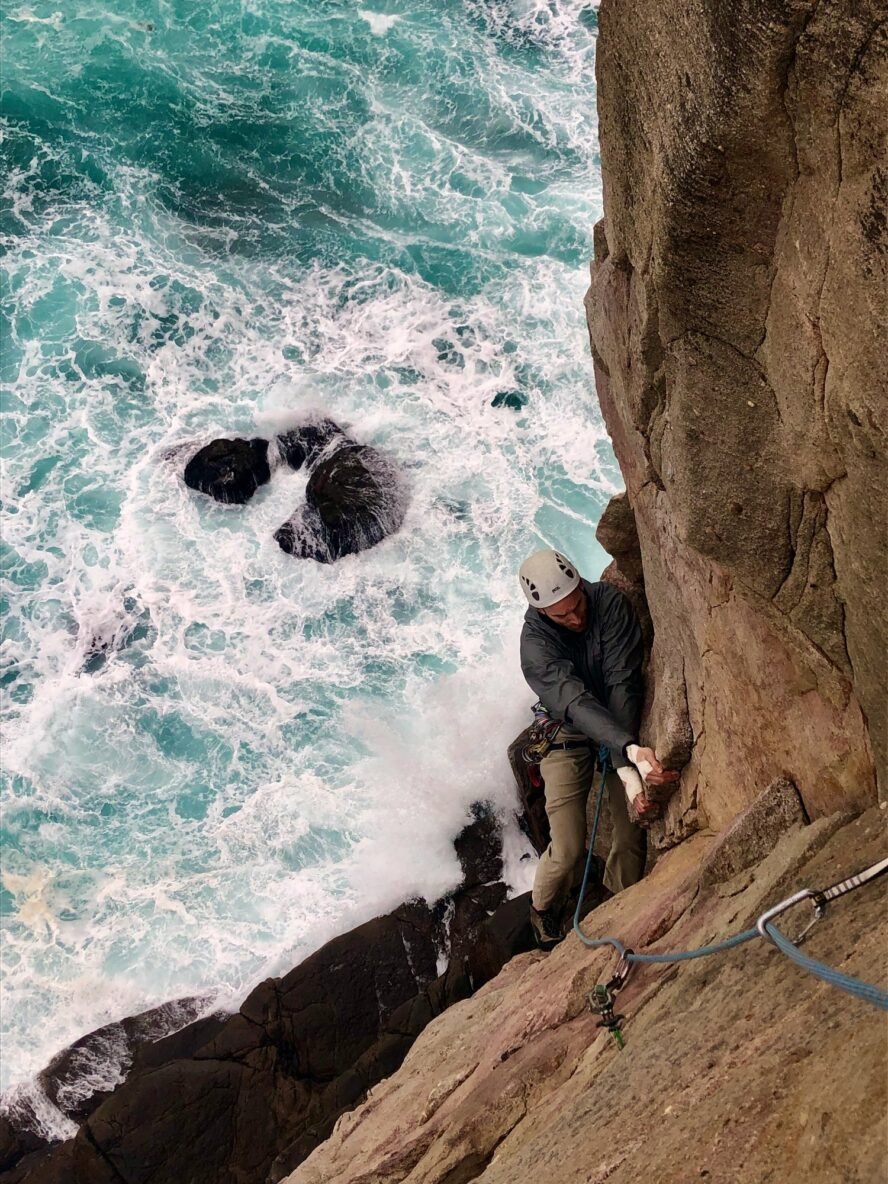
[587,0,887,835]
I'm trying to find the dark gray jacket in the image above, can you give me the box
[519,579,643,767]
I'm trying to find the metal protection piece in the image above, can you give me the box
[756,888,823,946]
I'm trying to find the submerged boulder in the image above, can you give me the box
[183,438,271,504]
[275,444,406,563]
[276,417,351,471]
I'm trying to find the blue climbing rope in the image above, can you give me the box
[763,920,888,1010]
[571,750,888,1010]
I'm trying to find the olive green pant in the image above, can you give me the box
[532,735,646,912]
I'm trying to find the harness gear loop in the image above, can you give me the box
[520,704,563,765]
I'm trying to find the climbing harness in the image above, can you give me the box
[574,754,888,1046]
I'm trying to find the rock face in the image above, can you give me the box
[183,438,271,504]
[586,0,887,841]
[275,443,407,563]
[284,805,888,1184]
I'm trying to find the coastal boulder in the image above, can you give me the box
[36,996,218,1126]
[275,444,406,563]
[276,418,351,471]
[183,437,271,504]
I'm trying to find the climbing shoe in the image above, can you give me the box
[530,905,564,950]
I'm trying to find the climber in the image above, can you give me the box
[518,548,680,950]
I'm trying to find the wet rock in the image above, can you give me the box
[22,812,526,1184]
[183,437,271,504]
[491,390,528,411]
[0,1113,51,1176]
[276,418,351,471]
[275,444,406,563]
[454,802,503,888]
[36,996,216,1126]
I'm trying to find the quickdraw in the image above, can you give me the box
[581,854,888,1052]
[586,950,634,1050]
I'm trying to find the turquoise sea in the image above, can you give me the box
[0,0,615,1119]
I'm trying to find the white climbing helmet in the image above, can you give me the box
[518,549,581,608]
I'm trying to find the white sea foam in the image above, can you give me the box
[358,9,401,35]
[1,0,612,1097]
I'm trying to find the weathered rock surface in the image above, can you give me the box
[275,443,407,563]
[586,0,887,833]
[0,1116,49,1179]
[183,437,271,504]
[285,805,888,1184]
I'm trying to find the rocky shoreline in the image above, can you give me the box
[2,784,622,1183]
[0,804,509,1180]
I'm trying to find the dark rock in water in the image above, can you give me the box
[459,890,536,988]
[276,417,351,471]
[37,996,215,1127]
[276,443,406,563]
[31,902,443,1184]
[183,437,270,504]
[80,595,154,676]
[491,389,528,411]
[454,801,503,888]
[0,1113,51,1176]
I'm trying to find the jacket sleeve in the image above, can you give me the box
[599,587,644,767]
[520,627,636,758]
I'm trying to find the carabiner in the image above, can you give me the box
[756,888,824,946]
[609,948,634,993]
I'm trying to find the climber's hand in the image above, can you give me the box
[626,744,681,787]
[632,792,659,819]
[616,763,661,826]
